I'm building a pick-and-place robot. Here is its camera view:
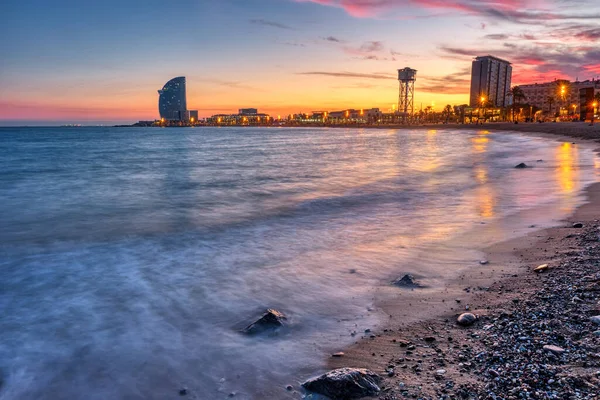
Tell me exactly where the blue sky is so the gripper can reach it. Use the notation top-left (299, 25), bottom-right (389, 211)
top-left (2, 0), bottom-right (599, 124)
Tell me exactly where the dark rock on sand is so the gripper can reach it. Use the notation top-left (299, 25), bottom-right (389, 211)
top-left (573, 222), bottom-right (584, 228)
top-left (302, 368), bottom-right (382, 399)
top-left (514, 162), bottom-right (528, 168)
top-left (457, 313), bottom-right (477, 326)
top-left (393, 274), bottom-right (422, 288)
top-left (242, 309), bottom-right (287, 334)
top-left (179, 388), bottom-right (188, 396)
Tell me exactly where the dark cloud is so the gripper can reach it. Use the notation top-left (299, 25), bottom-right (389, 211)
top-left (322, 36), bottom-right (343, 42)
top-left (358, 41), bottom-right (384, 52)
top-left (420, 69), bottom-right (471, 94)
top-left (296, 71), bottom-right (395, 80)
top-left (437, 42), bottom-right (600, 82)
top-left (484, 34), bottom-right (509, 40)
top-left (249, 19), bottom-right (293, 30)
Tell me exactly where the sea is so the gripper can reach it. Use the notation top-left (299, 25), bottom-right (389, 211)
top-left (0, 126), bottom-right (598, 399)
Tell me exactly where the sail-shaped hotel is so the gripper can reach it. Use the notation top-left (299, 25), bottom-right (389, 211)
top-left (158, 77), bottom-right (198, 121)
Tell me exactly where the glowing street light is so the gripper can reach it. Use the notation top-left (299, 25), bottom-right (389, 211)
top-left (479, 96), bottom-right (486, 121)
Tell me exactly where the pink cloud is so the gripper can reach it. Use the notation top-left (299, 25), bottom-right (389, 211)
top-left (295, 0), bottom-right (533, 18)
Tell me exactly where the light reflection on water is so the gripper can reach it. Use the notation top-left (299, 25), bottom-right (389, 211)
top-left (0, 127), bottom-right (598, 400)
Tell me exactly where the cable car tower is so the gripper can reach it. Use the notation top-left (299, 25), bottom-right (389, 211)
top-left (398, 68), bottom-right (417, 123)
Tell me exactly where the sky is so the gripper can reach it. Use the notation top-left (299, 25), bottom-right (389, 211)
top-left (1, 0), bottom-right (600, 125)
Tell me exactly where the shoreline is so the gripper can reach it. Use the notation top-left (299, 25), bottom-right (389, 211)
top-left (315, 126), bottom-right (600, 399)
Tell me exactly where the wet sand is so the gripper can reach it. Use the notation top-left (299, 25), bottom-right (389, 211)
top-left (321, 124), bottom-right (600, 399)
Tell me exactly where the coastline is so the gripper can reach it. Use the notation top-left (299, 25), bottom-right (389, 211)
top-left (314, 126), bottom-right (600, 399)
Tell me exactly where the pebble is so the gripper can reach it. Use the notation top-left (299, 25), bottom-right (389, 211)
top-left (543, 345), bottom-right (565, 354)
top-left (457, 313), bottom-right (476, 326)
top-left (591, 316), bottom-right (600, 325)
top-left (534, 264), bottom-right (549, 272)
top-left (332, 352), bottom-right (344, 357)
top-left (573, 223), bottom-right (584, 228)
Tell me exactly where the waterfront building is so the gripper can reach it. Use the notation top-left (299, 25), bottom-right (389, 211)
top-left (518, 79), bottom-right (599, 119)
top-left (579, 82), bottom-right (600, 121)
top-left (239, 108), bottom-right (258, 115)
top-left (207, 109), bottom-right (271, 125)
top-left (469, 55), bottom-right (512, 108)
top-left (158, 77), bottom-right (188, 120)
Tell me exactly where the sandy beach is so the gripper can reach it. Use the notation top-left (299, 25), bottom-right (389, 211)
top-left (317, 124), bottom-right (600, 399)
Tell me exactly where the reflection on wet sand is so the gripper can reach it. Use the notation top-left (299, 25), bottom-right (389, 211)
top-left (471, 130), bottom-right (495, 218)
top-left (556, 142), bottom-right (578, 194)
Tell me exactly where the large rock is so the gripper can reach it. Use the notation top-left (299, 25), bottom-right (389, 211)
top-left (302, 368), bottom-right (382, 399)
top-left (514, 163), bottom-right (529, 169)
top-left (457, 312), bottom-right (477, 326)
top-left (393, 274), bottom-right (422, 288)
top-left (242, 309), bottom-right (286, 334)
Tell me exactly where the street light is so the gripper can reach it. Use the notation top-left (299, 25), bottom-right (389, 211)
top-left (480, 96), bottom-right (486, 122)
top-left (592, 101), bottom-right (598, 125)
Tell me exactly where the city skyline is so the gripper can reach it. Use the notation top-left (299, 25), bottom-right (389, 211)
top-left (2, 0), bottom-right (600, 125)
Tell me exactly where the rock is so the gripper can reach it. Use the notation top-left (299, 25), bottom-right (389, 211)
top-left (534, 264), bottom-right (549, 273)
top-left (242, 309), bottom-right (287, 334)
top-left (543, 345), bottom-right (565, 354)
top-left (332, 352), bottom-right (345, 357)
top-left (514, 163), bottom-right (528, 169)
top-left (436, 369), bottom-right (447, 375)
top-left (590, 316), bottom-right (600, 325)
top-left (302, 368), bottom-right (382, 399)
top-left (286, 385), bottom-right (293, 391)
top-left (457, 313), bottom-right (477, 326)
top-left (573, 223), bottom-right (584, 228)
top-left (480, 260), bottom-right (489, 265)
top-left (393, 274), bottom-right (422, 288)
top-left (179, 388), bottom-right (188, 396)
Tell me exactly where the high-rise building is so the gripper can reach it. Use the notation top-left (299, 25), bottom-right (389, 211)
top-left (469, 56), bottom-right (512, 107)
top-left (158, 77), bottom-right (188, 120)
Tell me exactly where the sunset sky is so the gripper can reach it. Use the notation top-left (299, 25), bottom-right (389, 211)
top-left (1, 0), bottom-right (600, 125)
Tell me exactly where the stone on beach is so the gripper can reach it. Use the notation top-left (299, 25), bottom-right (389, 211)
top-left (457, 312), bottom-right (477, 326)
top-left (514, 163), bottom-right (529, 168)
top-left (242, 309), bottom-right (287, 334)
top-left (534, 263), bottom-right (549, 273)
top-left (591, 316), bottom-right (600, 325)
top-left (572, 222), bottom-right (584, 228)
top-left (393, 274), bottom-right (422, 288)
top-left (302, 368), bottom-right (382, 399)
top-left (543, 345), bottom-right (566, 354)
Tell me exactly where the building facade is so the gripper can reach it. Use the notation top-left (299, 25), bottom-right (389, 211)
top-left (518, 79), bottom-right (599, 118)
top-left (469, 55), bottom-right (512, 108)
top-left (158, 77), bottom-right (188, 120)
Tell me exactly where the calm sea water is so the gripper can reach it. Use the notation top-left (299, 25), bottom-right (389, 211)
top-left (0, 126), bottom-right (597, 399)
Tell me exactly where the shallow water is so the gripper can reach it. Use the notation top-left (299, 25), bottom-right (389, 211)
top-left (0, 126), bottom-right (597, 399)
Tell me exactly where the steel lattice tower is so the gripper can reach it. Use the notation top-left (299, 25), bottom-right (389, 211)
top-left (398, 68), bottom-right (417, 122)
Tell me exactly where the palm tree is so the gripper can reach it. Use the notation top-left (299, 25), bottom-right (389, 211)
top-left (507, 86), bottom-right (526, 121)
top-left (546, 96), bottom-right (555, 118)
top-left (444, 104), bottom-right (453, 123)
